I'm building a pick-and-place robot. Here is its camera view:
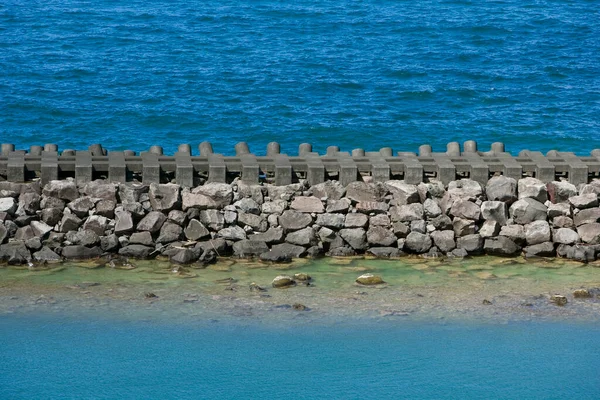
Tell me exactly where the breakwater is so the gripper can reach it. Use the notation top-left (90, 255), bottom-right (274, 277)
top-left (1, 141), bottom-right (600, 265)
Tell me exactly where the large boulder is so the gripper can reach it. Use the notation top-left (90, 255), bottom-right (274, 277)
top-left (524, 242), bottom-right (555, 258)
top-left (118, 245), bottom-right (154, 258)
top-left (525, 220), bottom-right (552, 245)
top-left (486, 176), bottom-right (517, 203)
top-left (509, 198), bottom-right (547, 225)
top-left (568, 194), bottom-right (598, 210)
top-left (58, 213), bottom-right (83, 233)
top-left (249, 227), bottom-right (284, 244)
top-left (577, 223), bottom-right (600, 244)
top-left (261, 243), bottom-right (306, 261)
top-left (66, 196), bottom-right (95, 218)
top-left (0, 241), bottom-right (31, 264)
top-left (148, 183), bottom-right (181, 212)
top-left (114, 210), bottom-right (134, 235)
top-left (62, 245), bottom-right (103, 259)
top-left (430, 230), bottom-right (456, 253)
top-left (237, 212), bottom-right (268, 232)
top-left (0, 198), bottom-right (17, 214)
top-left (547, 181), bottom-right (577, 204)
top-left (326, 198), bottom-right (351, 213)
top-left (42, 180), bottom-right (78, 201)
top-left (66, 230), bottom-right (101, 247)
top-left (390, 204), bottom-right (424, 222)
top-left (278, 210), bottom-right (312, 232)
top-left (17, 192), bottom-right (41, 216)
top-left (518, 177), bottom-right (548, 203)
top-left (217, 226), bottom-right (247, 241)
top-left (483, 237), bottom-right (521, 256)
top-left (261, 199), bottom-right (287, 215)
top-left (553, 228), bottom-right (579, 245)
top-left (234, 198), bottom-right (261, 215)
top-left (573, 208), bottom-right (600, 226)
top-left (192, 183), bottom-right (233, 208)
top-left (82, 215), bottom-right (109, 236)
top-left (285, 227), bottom-right (317, 246)
top-left (499, 224), bottom-right (526, 245)
top-left (344, 213), bottom-right (369, 229)
top-left (423, 198), bottom-right (442, 219)
top-left (457, 234), bottom-right (484, 254)
top-left (547, 203), bottom-right (572, 219)
top-left (405, 232), bottom-right (432, 253)
top-left (447, 179), bottom-right (483, 200)
top-left (316, 213), bottom-right (345, 229)
top-left (128, 231), bottom-right (154, 246)
top-left (33, 246), bottom-right (62, 263)
top-left (311, 181), bottom-right (346, 200)
top-left (198, 210), bottom-right (225, 231)
top-left (450, 199), bottom-right (480, 221)
top-left (137, 211), bottom-right (167, 233)
top-left (339, 228), bottom-right (368, 250)
top-left (156, 222), bottom-right (183, 244)
top-left (232, 240), bottom-right (269, 258)
top-left (366, 226), bottom-right (397, 247)
top-left (290, 196), bottom-right (324, 213)
top-left (83, 181), bottom-right (117, 201)
top-left (453, 217), bottom-right (476, 237)
top-left (345, 182), bottom-right (386, 203)
top-left (356, 201), bottom-right (389, 214)
top-left (384, 181), bottom-right (419, 204)
top-left (480, 201), bottom-right (508, 225)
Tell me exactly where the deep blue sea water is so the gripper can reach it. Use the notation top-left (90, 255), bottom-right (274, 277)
top-left (1, 0), bottom-right (599, 155)
top-left (1, 315), bottom-right (600, 399)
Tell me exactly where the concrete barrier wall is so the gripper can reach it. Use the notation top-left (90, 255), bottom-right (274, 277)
top-left (2, 141), bottom-right (600, 187)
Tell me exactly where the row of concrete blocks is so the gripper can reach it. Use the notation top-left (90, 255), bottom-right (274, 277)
top-left (1, 141), bottom-right (599, 187)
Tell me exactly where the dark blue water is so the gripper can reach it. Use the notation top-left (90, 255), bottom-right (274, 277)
top-left (1, 315), bottom-right (599, 399)
top-left (1, 1), bottom-right (599, 155)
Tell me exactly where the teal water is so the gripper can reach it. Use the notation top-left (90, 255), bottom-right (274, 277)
top-left (1, 315), bottom-right (599, 399)
top-left (1, 0), bottom-right (599, 154)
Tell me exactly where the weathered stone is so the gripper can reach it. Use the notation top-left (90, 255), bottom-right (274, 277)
top-left (223, 208), bottom-right (237, 225)
top-left (181, 191), bottom-right (217, 211)
top-left (547, 202), bottom-right (572, 219)
top-left (118, 183), bottom-right (148, 204)
top-left (118, 245), bottom-right (154, 258)
top-left (43, 232), bottom-right (64, 250)
top-left (66, 230), bottom-right (101, 247)
top-left (0, 182), bottom-right (22, 198)
top-left (573, 289), bottom-right (592, 298)
top-left (525, 220), bottom-right (552, 245)
top-left (547, 181), bottom-right (577, 204)
top-left (236, 181), bottom-right (265, 205)
top-left (405, 232), bottom-right (432, 253)
top-left (430, 230), bottom-right (456, 253)
top-left (479, 220), bottom-right (500, 238)
top-left (249, 227), bottom-right (284, 244)
top-left (122, 202), bottom-right (145, 219)
top-left (14, 226), bottom-right (35, 241)
top-left (261, 199), bottom-right (288, 215)
top-left (369, 214), bottom-right (391, 227)
top-left (40, 196), bottom-right (65, 210)
top-left (553, 228), bottom-right (579, 245)
top-left (272, 275), bottom-right (296, 288)
top-left (263, 243), bottom-right (306, 260)
top-left (367, 226), bottom-right (397, 247)
top-left (447, 179), bottom-right (483, 200)
top-left (307, 212), bottom-right (339, 230)
top-left (137, 211), bottom-right (166, 233)
top-left (100, 234), bottom-right (120, 252)
top-left (577, 223), bottom-right (600, 244)
top-left (17, 192), bottom-right (41, 215)
top-left (486, 176), bottom-right (517, 203)
top-left (156, 221), bottom-right (183, 243)
top-left (327, 246), bottom-right (356, 257)
top-left (67, 196), bottom-right (95, 218)
top-left (457, 234), bottom-right (484, 254)
top-left (234, 197), bottom-right (261, 215)
top-left (114, 210), bottom-right (134, 235)
top-left (391, 204), bottom-right (424, 222)
top-left (191, 183), bottom-right (233, 208)
top-left (14, 215), bottom-right (37, 227)
top-left (33, 246), bottom-right (62, 262)
top-left (344, 213), bottom-right (369, 229)
top-left (278, 210), bottom-right (312, 232)
top-left (552, 216), bottom-right (574, 229)
top-left (0, 198), bottom-right (17, 214)
top-left (148, 183), bottom-right (180, 212)
top-left (43, 180), bottom-right (78, 201)
top-left (450, 248), bottom-right (469, 258)
top-left (0, 241), bottom-right (31, 264)
top-left (237, 212), bottom-right (268, 232)
top-left (423, 198), bottom-right (442, 219)
top-left (518, 177), bottom-right (548, 202)
top-left (430, 214), bottom-right (453, 231)
top-left (355, 273), bottom-right (385, 285)
top-left (83, 180), bottom-right (117, 201)
top-left (483, 237), bottom-right (521, 256)
top-left (557, 244), bottom-right (596, 263)
top-left (509, 198), bottom-right (547, 225)
top-left (317, 227), bottom-right (337, 243)
top-left (196, 238), bottom-right (229, 256)
top-left (450, 199), bottom-right (480, 221)
top-left (217, 226), bottom-right (247, 241)
top-left (346, 182), bottom-right (386, 203)
top-left (30, 220), bottom-right (53, 238)
top-left (0, 224), bottom-right (6, 244)
top-left (129, 231), bottom-right (154, 246)
top-left (499, 224), bottom-right (526, 245)
top-left (339, 228), bottom-right (368, 250)
top-left (25, 237), bottom-right (43, 251)
top-left (367, 247), bottom-right (403, 258)
top-left (326, 198), bottom-right (351, 213)
top-left (311, 181), bottom-right (346, 201)
top-left (392, 221), bottom-right (410, 238)
top-left (580, 182), bottom-right (600, 196)
top-left (573, 207), bottom-right (600, 226)
top-left (285, 226), bottom-right (317, 246)
top-left (169, 248), bottom-right (199, 264)
top-left (524, 242), bottom-right (555, 258)
top-left (480, 201), bottom-right (508, 225)
top-left (410, 220), bottom-right (426, 234)
top-left (384, 181), bottom-right (419, 204)
top-left (82, 215), bottom-right (109, 236)
top-left (453, 217), bottom-right (476, 237)
top-left (291, 196), bottom-right (324, 213)
top-left (356, 201), bottom-right (389, 214)
top-left (267, 183), bottom-right (304, 202)
top-left (184, 219), bottom-right (210, 241)
top-left (569, 194), bottom-right (598, 210)
top-left (95, 199), bottom-right (116, 218)
top-left (232, 240), bottom-right (269, 258)
top-left (62, 245), bottom-right (102, 259)
top-left (550, 294), bottom-right (568, 306)
top-left (167, 210), bottom-right (187, 226)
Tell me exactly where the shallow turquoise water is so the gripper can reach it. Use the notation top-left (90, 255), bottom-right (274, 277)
top-left (1, 314), bottom-right (599, 399)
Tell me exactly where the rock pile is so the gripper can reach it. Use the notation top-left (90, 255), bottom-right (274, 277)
top-left (1, 175), bottom-right (600, 265)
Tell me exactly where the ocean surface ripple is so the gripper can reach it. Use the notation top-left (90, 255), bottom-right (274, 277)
top-left (1, 0), bottom-right (599, 155)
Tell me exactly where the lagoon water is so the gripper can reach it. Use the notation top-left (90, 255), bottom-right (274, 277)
top-left (2, 0), bottom-right (600, 398)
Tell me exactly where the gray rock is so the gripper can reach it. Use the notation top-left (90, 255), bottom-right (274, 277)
top-left (285, 227), bottom-right (317, 246)
top-left (0, 224), bottom-right (6, 244)
top-left (148, 183), bottom-right (180, 212)
top-left (499, 224), bottom-right (526, 245)
top-left (525, 220), bottom-right (552, 245)
top-left (479, 220), bottom-right (500, 238)
top-left (232, 239), bottom-right (269, 258)
top-left (267, 183), bottom-right (304, 202)
top-left (168, 210), bottom-right (187, 226)
top-left (31, 221), bottom-right (53, 238)
top-left (405, 232), bottom-right (432, 253)
top-left (410, 220), bottom-right (427, 234)
top-left (217, 226), bottom-right (247, 241)
top-left (129, 231), bottom-right (154, 246)
top-left (114, 210), bottom-right (134, 235)
top-left (42, 180), bottom-right (78, 201)
top-left (569, 194), bottom-right (598, 210)
top-left (483, 237), bottom-right (521, 256)
top-left (33, 246), bottom-right (62, 262)
top-left (291, 196), bottom-right (324, 213)
top-left (344, 213), bottom-right (369, 229)
top-left (340, 228), bottom-right (368, 250)
top-left (518, 177), bottom-right (548, 203)
top-left (269, 243), bottom-right (307, 259)
top-left (509, 198), bottom-right (548, 225)
top-left (197, 238), bottom-right (229, 256)
top-left (447, 179), bottom-right (483, 200)
top-left (367, 226), bottom-right (397, 247)
top-left (486, 176), bottom-right (517, 203)
top-left (118, 245), bottom-right (154, 258)
top-left (577, 223), bottom-right (600, 244)
top-left (118, 183), bottom-right (148, 204)
top-left (422, 181), bottom-right (446, 199)
top-left (552, 216), bottom-right (574, 229)
top-left (83, 181), bottom-right (117, 201)
top-left (40, 208), bottom-right (63, 227)
top-left (457, 234), bottom-right (484, 254)
top-left (326, 198), bottom-right (351, 213)
top-left (83, 215), bottom-right (109, 236)
top-left (278, 210), bottom-right (313, 232)
top-left (67, 196), bottom-right (96, 218)
top-left (237, 212), bottom-right (268, 232)
top-left (184, 219), bottom-right (210, 241)
top-left (95, 199), bottom-right (116, 218)
top-left (580, 182), bottom-right (600, 196)
top-left (236, 181), bottom-right (265, 205)
top-left (450, 199), bottom-right (480, 221)
top-left (66, 230), bottom-right (101, 247)
top-left (156, 221), bottom-right (183, 243)
top-left (191, 183), bottom-right (233, 208)
top-left (25, 237), bottom-right (43, 251)
top-left (122, 202), bottom-right (145, 219)
top-left (553, 228), bottom-right (579, 245)
top-left (250, 227), bottom-right (284, 244)
top-left (384, 181), bottom-right (420, 204)
top-left (261, 199), bottom-right (288, 215)
top-left (453, 217), bottom-right (476, 237)
top-left (430, 215), bottom-right (453, 231)
top-left (356, 201), bottom-right (389, 214)
top-left (317, 227), bottom-right (336, 243)
top-left (547, 202), bottom-right (572, 219)
top-left (62, 245), bottom-right (102, 259)
top-left (391, 204), bottom-right (424, 222)
top-left (17, 192), bottom-right (41, 216)
top-left (40, 196), bottom-right (65, 210)
top-left (573, 208), bottom-right (600, 226)
top-left (327, 246), bottom-right (356, 256)
top-left (547, 181), bottom-right (577, 204)
top-left (58, 213), bottom-right (84, 233)
top-left (369, 214), bottom-right (391, 227)
top-left (169, 248), bottom-right (199, 264)
top-left (311, 181), bottom-right (346, 201)
top-left (316, 213), bottom-right (345, 229)
top-left (430, 230), bottom-right (456, 253)
top-left (199, 210), bottom-right (225, 231)
top-left (392, 221), bottom-right (410, 238)
top-left (0, 198), bottom-right (17, 214)
top-left (14, 226), bottom-right (35, 241)
top-left (367, 247), bottom-right (403, 258)
top-left (557, 244), bottom-right (596, 263)
top-left (346, 182), bottom-right (386, 203)
top-left (449, 248), bottom-right (469, 258)
top-left (524, 242), bottom-right (555, 258)
top-left (100, 234), bottom-right (120, 252)
top-left (234, 197), bottom-right (261, 215)
top-left (137, 211), bottom-right (167, 233)
top-left (481, 201), bottom-right (508, 225)
top-left (423, 198), bottom-right (442, 219)
top-left (0, 241), bottom-right (31, 264)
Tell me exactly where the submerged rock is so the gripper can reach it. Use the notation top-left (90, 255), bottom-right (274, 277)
top-left (550, 294), bottom-right (568, 306)
top-left (272, 275), bottom-right (296, 288)
top-left (355, 273), bottom-right (385, 285)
